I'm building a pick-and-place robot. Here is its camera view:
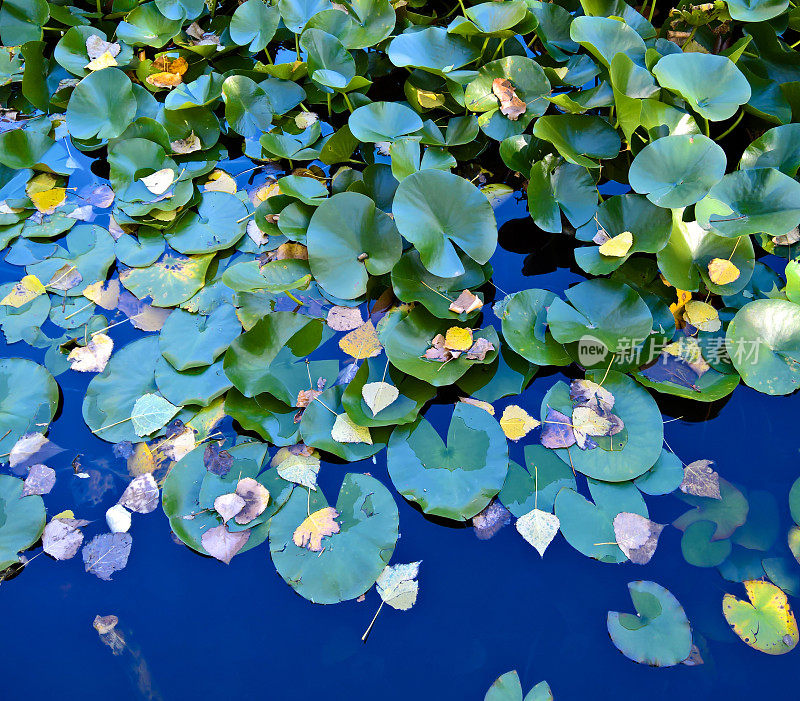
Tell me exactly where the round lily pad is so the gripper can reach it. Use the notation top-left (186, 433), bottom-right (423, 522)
top-left (159, 304), bottom-right (241, 370)
top-left (268, 472), bottom-right (398, 604)
top-left (608, 581), bottom-right (693, 666)
top-left (0, 358), bottom-right (59, 456)
top-left (723, 580), bottom-right (799, 655)
top-left (499, 288), bottom-right (571, 366)
top-left (0, 475), bottom-right (46, 570)
top-left (348, 101), bottom-right (423, 143)
top-left (386, 402), bottom-right (508, 521)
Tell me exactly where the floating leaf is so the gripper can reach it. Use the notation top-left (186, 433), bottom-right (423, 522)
top-left (473, 500), bottom-right (511, 540)
top-left (361, 381), bottom-right (400, 416)
top-left (499, 405), bottom-right (541, 441)
top-left (214, 493), bottom-right (245, 523)
top-left (140, 168), bottom-right (175, 196)
top-left (375, 561), bottom-right (421, 610)
top-left (292, 506), bottom-right (340, 552)
top-left (234, 477), bottom-right (270, 525)
top-left (516, 508), bottom-right (560, 557)
top-left (327, 305), bottom-right (364, 331)
top-left (22, 464), bottom-right (55, 496)
top-left (491, 78), bottom-right (526, 120)
top-left (68, 333), bottom-right (113, 372)
top-left (708, 258), bottom-right (740, 285)
top-left (339, 321), bottom-right (382, 359)
top-left (683, 301), bottom-right (721, 332)
top-left (274, 450), bottom-right (320, 491)
top-left (445, 326), bottom-right (474, 351)
top-left (131, 393), bottom-right (179, 437)
top-left (42, 516), bottom-right (87, 560)
top-left (331, 413), bottom-right (373, 445)
top-left (118, 474), bottom-right (159, 514)
top-left (540, 408), bottom-right (575, 449)
top-left (201, 524), bottom-right (250, 564)
top-left (723, 580), bottom-right (799, 655)
top-left (1, 275), bottom-right (45, 307)
top-left (598, 231), bottom-right (633, 257)
top-left (680, 460), bottom-right (722, 500)
top-left (613, 512), bottom-right (665, 564)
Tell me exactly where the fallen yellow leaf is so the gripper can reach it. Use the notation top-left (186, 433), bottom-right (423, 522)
top-left (683, 300), bottom-right (721, 332)
top-left (708, 258), bottom-right (740, 285)
top-left (339, 320), bottom-right (382, 359)
top-left (292, 506), bottom-right (340, 552)
top-left (500, 405), bottom-right (541, 441)
top-left (1, 275), bottom-right (46, 307)
top-left (598, 231), bottom-right (633, 257)
top-left (85, 50), bottom-right (118, 71)
top-left (204, 169), bottom-right (237, 194)
top-left (444, 326), bottom-right (473, 351)
top-left (29, 187), bottom-right (66, 215)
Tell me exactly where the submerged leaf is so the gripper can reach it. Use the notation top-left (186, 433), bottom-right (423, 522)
top-left (204, 442), bottom-right (233, 477)
top-left (22, 464), bottom-right (56, 496)
top-left (82, 532), bottom-right (132, 580)
top-left (118, 474), bottom-right (159, 514)
top-left (473, 500), bottom-right (511, 540)
top-left (43, 517), bottom-right (87, 560)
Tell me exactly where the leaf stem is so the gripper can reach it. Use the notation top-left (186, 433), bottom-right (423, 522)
top-left (361, 600), bottom-right (384, 642)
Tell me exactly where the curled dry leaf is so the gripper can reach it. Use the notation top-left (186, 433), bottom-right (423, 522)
top-left (68, 333), bottom-right (114, 372)
top-left (170, 132), bottom-right (201, 155)
top-left (246, 219), bottom-right (269, 246)
top-left (449, 289), bottom-right (483, 315)
top-left (499, 405), bottom-right (541, 441)
top-left (473, 500), bottom-right (511, 540)
top-left (118, 473), bottom-right (159, 514)
top-left (331, 413), bottom-right (373, 445)
top-left (214, 493), bottom-right (246, 523)
top-left (327, 305), bottom-right (364, 331)
top-left (22, 464), bottom-right (56, 496)
top-left (516, 509), bottom-right (560, 557)
top-left (234, 477), bottom-right (270, 525)
top-left (465, 337), bottom-right (495, 360)
top-left (459, 396), bottom-right (495, 415)
top-left (376, 561), bottom-right (422, 610)
top-left (680, 459), bottom-right (722, 500)
top-left (491, 78), bottom-right (526, 120)
top-left (201, 524), bottom-right (250, 564)
top-left (612, 512), bottom-right (665, 564)
top-left (82, 532), bottom-right (132, 580)
top-left (106, 504), bottom-right (131, 533)
top-left (292, 506), bottom-right (340, 552)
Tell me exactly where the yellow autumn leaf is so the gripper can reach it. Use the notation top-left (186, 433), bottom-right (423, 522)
top-left (140, 168), bottom-right (175, 195)
top-left (292, 506), bottom-right (340, 552)
top-left (598, 231), bottom-right (633, 257)
top-left (572, 405), bottom-right (612, 436)
top-left (29, 187), bottom-right (66, 215)
top-left (146, 71), bottom-right (183, 88)
top-left (331, 413), bottom-right (373, 445)
top-left (339, 321), bottom-right (382, 359)
top-left (1, 275), bottom-right (46, 307)
top-left (708, 258), bottom-right (740, 285)
top-left (500, 405), bottom-right (541, 441)
top-left (52, 509), bottom-right (75, 520)
top-left (85, 50), bottom-right (118, 71)
top-left (444, 326), bottom-right (473, 351)
top-left (204, 169), bottom-right (237, 194)
top-left (127, 442), bottom-right (158, 476)
top-left (669, 288), bottom-right (692, 328)
top-left (252, 181), bottom-right (280, 205)
top-left (683, 300), bottom-right (721, 332)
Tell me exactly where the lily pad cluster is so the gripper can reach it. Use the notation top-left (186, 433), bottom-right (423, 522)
top-left (0, 0), bottom-right (799, 679)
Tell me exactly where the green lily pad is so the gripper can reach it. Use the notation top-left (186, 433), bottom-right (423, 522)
top-left (0, 475), bottom-right (46, 570)
top-left (348, 101), bottom-right (423, 143)
top-left (387, 402), bottom-right (509, 521)
top-left (532, 115), bottom-right (620, 168)
top-left (159, 305), bottom-right (241, 370)
top-left (66, 68), bottom-right (137, 141)
top-left (499, 289), bottom-right (571, 366)
top-left (387, 26), bottom-right (480, 75)
top-left (307, 191), bottom-right (401, 300)
top-left (0, 358), bottom-right (59, 456)
top-left (166, 192), bottom-right (249, 254)
top-left (269, 473), bottom-right (398, 604)
top-left (120, 253), bottom-right (215, 307)
top-left (392, 169), bottom-right (497, 278)
top-left (607, 581), bottom-right (692, 666)
top-left (499, 445), bottom-right (576, 517)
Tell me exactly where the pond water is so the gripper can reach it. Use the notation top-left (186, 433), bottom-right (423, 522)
top-left (1, 185), bottom-right (799, 700)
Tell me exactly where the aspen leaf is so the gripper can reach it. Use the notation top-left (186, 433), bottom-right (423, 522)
top-left (572, 405), bottom-right (612, 436)
top-left (86, 51), bottom-right (118, 71)
top-left (204, 169), bottom-right (237, 194)
top-left (680, 459), bottom-right (721, 499)
top-left (376, 561), bottom-right (421, 610)
top-left (331, 413), bottom-right (373, 444)
top-left (201, 524), bottom-right (250, 564)
top-left (598, 231), bottom-right (633, 257)
top-left (361, 381), bottom-right (400, 416)
top-left (449, 289), bottom-right (483, 315)
top-left (683, 301), bottom-right (721, 332)
top-left (68, 333), bottom-right (113, 372)
top-left (444, 326), bottom-right (473, 351)
top-left (170, 132), bottom-right (201, 154)
top-left (83, 279), bottom-right (120, 309)
top-left (613, 512), bottom-right (665, 564)
top-left (214, 493), bottom-right (245, 523)
top-left (146, 71), bottom-right (183, 88)
top-left (499, 405), bottom-right (541, 441)
top-left (459, 396), bottom-right (495, 415)
top-left (140, 168), bottom-right (175, 195)
top-left (327, 305), bottom-right (364, 331)
top-left (130, 393), bottom-right (180, 437)
top-left (1, 275), bottom-right (46, 307)
top-left (465, 337), bottom-right (494, 360)
top-left (118, 473), bottom-right (159, 513)
top-left (29, 188), bottom-right (66, 214)
top-left (708, 257), bottom-right (740, 285)
top-left (339, 321), bottom-right (382, 359)
top-left (234, 477), bottom-right (270, 524)
top-left (86, 35), bottom-right (120, 60)
top-left (516, 509), bottom-right (560, 557)
top-left (47, 264), bottom-right (82, 292)
top-left (670, 288), bottom-right (693, 328)
top-left (274, 450), bottom-right (320, 490)
top-left (22, 464), bottom-right (56, 496)
top-left (292, 506), bottom-right (340, 552)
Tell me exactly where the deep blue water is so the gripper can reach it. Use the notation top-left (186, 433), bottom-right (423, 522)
top-left (2, 190), bottom-right (800, 700)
